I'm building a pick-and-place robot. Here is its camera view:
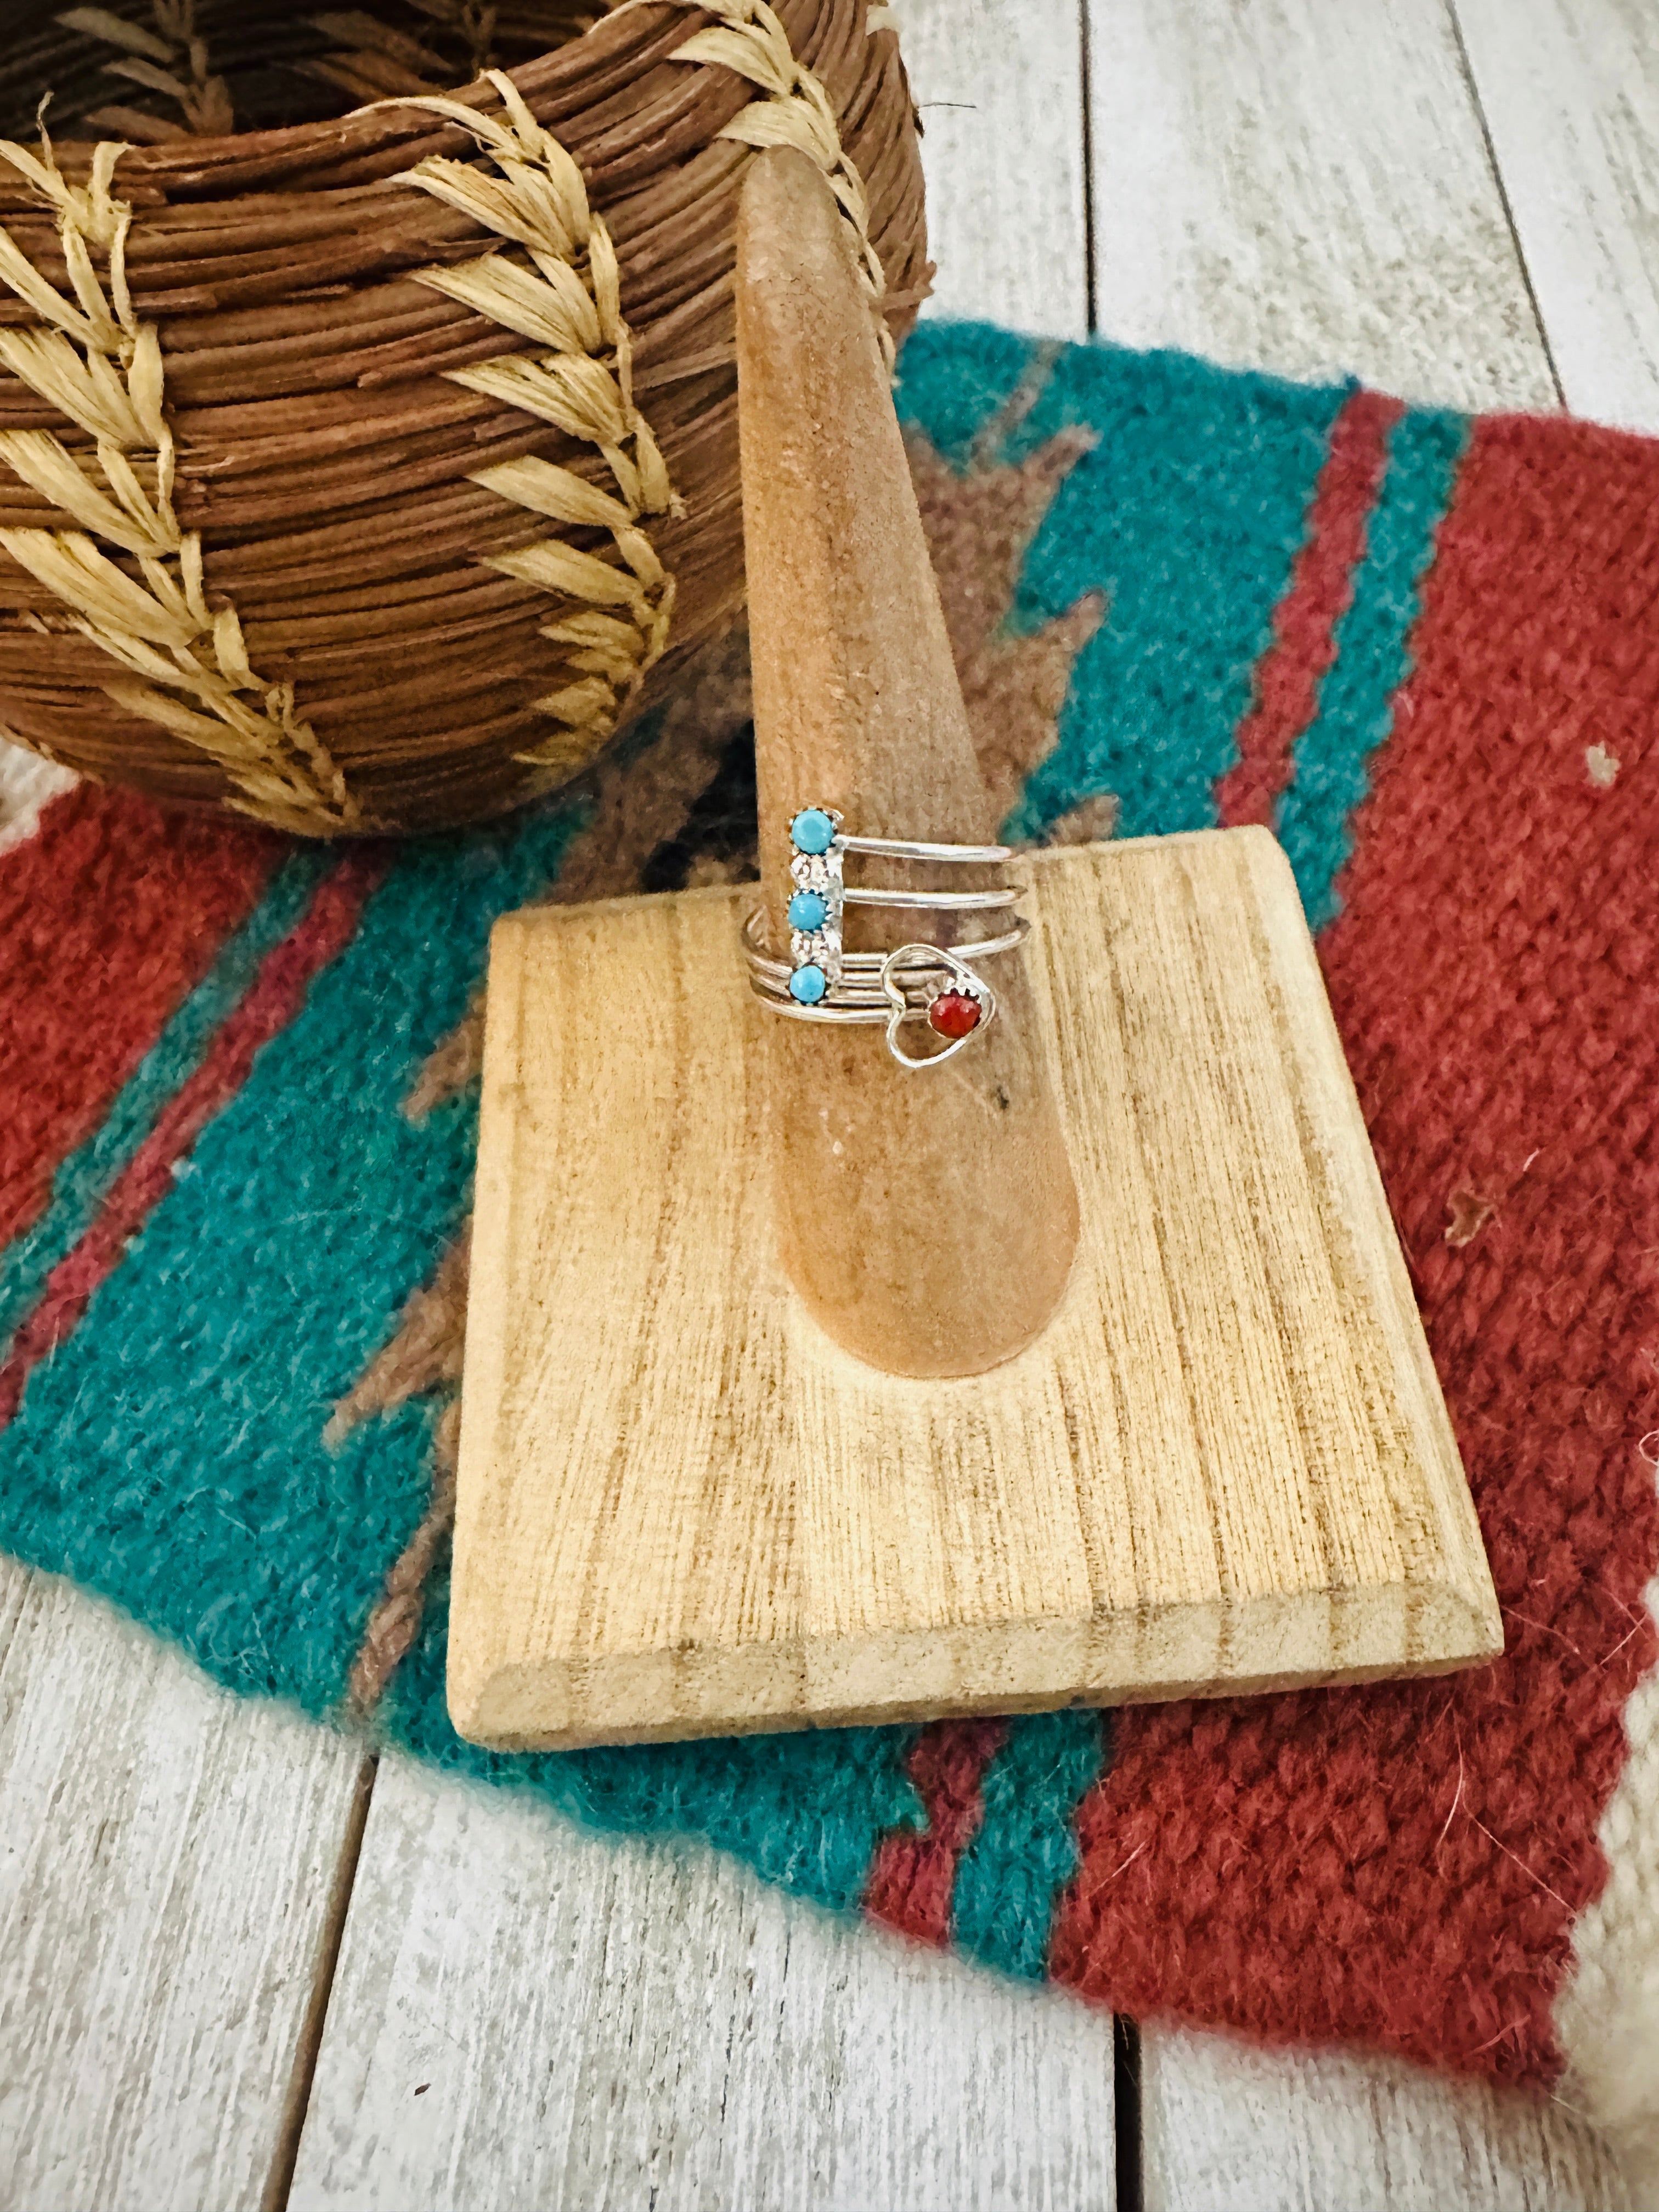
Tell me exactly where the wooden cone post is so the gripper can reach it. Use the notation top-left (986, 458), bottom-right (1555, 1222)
top-left (737, 148), bottom-right (1079, 1378)
top-left (444, 160), bottom-right (1502, 1754)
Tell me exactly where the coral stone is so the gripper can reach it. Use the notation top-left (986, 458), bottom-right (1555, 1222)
top-left (789, 964), bottom-right (828, 1005)
top-left (788, 889), bottom-right (828, 932)
top-left (927, 989), bottom-right (981, 1041)
top-left (791, 808), bottom-right (835, 855)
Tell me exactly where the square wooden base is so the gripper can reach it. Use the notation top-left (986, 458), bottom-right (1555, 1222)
top-left (449, 829), bottom-right (1500, 1751)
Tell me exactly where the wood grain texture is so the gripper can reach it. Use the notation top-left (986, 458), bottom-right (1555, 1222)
top-left (1085, 0), bottom-right (1559, 411)
top-left (0, 1554), bottom-right (366, 2212)
top-left (1141, 2024), bottom-right (1632, 2212)
top-left (903, 0), bottom-right (1091, 338)
top-left (287, 1751), bottom-right (1118, 2212)
top-left (451, 830), bottom-right (1499, 1748)
top-left (1455, 0), bottom-right (1659, 430)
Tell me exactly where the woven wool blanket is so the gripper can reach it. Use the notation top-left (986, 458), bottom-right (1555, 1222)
top-left (3, 322), bottom-right (1657, 2183)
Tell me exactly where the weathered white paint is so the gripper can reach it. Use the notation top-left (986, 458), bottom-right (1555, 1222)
top-left (0, 735), bottom-right (76, 853)
top-left (1085, 0), bottom-right (1559, 411)
top-left (288, 1752), bottom-right (1118, 2212)
top-left (1141, 2024), bottom-right (1632, 2212)
top-left (903, 0), bottom-right (1092, 339)
top-left (1455, 0), bottom-right (1659, 430)
top-left (0, 1556), bottom-right (367, 2212)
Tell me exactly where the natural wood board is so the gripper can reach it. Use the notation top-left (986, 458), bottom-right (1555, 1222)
top-left (289, 1752), bottom-right (1119, 2212)
top-left (1455, 0), bottom-right (1659, 430)
top-left (1086, 0), bottom-right (1559, 412)
top-left (1141, 2024), bottom-right (1632, 2212)
top-left (451, 828), bottom-right (1500, 1749)
top-left (0, 1553), bottom-right (368, 2212)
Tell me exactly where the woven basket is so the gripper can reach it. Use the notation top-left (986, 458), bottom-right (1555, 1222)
top-left (0, 1), bottom-right (926, 834)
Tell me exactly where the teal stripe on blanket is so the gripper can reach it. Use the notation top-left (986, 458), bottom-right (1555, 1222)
top-left (0, 848), bottom-right (331, 1350)
top-left (953, 1709), bottom-right (1109, 1979)
top-left (898, 324), bottom-right (1348, 845)
top-left (1278, 407), bottom-right (1468, 928)
top-left (0, 808), bottom-right (580, 1713)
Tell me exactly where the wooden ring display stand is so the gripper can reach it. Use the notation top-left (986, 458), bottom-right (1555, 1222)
top-left (447, 150), bottom-right (1501, 1752)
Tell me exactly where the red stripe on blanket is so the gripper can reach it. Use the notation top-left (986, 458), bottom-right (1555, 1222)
top-left (865, 1717), bottom-right (1009, 1943)
top-left (0, 846), bottom-right (389, 1430)
top-left (1215, 389), bottom-right (1402, 827)
top-left (0, 787), bottom-right (278, 1249)
top-left (1048, 410), bottom-right (1659, 2087)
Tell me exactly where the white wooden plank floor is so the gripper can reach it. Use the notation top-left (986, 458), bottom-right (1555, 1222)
top-left (901, 0), bottom-right (1091, 338)
top-left (0, 1558), bottom-right (368, 2212)
top-left (287, 1756), bottom-right (1119, 2212)
top-left (1140, 2030), bottom-right (1632, 2212)
top-left (1086, 0), bottom-right (1558, 411)
top-left (2, 1), bottom-right (1656, 2207)
top-left (1453, 0), bottom-right (1659, 430)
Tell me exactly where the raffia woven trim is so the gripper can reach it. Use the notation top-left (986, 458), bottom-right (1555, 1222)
top-left (617, 0), bottom-right (894, 370)
top-left (58, 2), bottom-right (236, 143)
top-left (0, 130), bottom-right (361, 834)
top-left (397, 8), bottom-right (891, 770)
top-left (398, 69), bottom-right (683, 775)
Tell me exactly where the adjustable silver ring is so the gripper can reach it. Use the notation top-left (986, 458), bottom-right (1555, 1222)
top-left (742, 805), bottom-right (1029, 1069)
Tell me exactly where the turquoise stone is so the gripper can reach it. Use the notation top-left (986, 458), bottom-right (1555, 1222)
top-left (791, 808), bottom-right (834, 855)
top-left (788, 890), bottom-right (828, 932)
top-left (789, 964), bottom-right (827, 1005)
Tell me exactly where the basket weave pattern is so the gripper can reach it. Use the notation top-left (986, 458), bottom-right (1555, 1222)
top-left (0, 0), bottom-right (926, 833)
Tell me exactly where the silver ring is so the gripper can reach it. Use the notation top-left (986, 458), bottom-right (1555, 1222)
top-left (743, 907), bottom-right (1029, 1001)
top-left (743, 805), bottom-right (1028, 1068)
top-left (839, 833), bottom-right (1013, 865)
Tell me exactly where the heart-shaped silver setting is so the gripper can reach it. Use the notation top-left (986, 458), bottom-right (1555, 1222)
top-left (879, 943), bottom-right (995, 1069)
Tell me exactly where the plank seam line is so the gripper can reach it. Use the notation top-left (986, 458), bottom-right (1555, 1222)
top-left (261, 1751), bottom-right (379, 2212)
top-left (1079, 0), bottom-right (1099, 335)
top-left (1442, 0), bottom-right (1568, 410)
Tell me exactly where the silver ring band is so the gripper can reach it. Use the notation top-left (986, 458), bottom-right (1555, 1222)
top-left (838, 833), bottom-right (1013, 865)
top-left (743, 906), bottom-right (1029, 1005)
top-left (743, 804), bottom-right (1029, 1068)
top-left (842, 885), bottom-right (1019, 912)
